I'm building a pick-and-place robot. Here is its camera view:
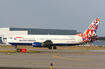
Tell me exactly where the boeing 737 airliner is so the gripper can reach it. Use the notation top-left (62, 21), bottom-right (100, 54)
top-left (7, 18), bottom-right (100, 49)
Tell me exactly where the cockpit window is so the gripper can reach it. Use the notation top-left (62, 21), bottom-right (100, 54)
top-left (10, 37), bottom-right (13, 39)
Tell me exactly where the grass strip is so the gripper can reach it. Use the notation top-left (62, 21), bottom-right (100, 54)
top-left (0, 50), bottom-right (40, 53)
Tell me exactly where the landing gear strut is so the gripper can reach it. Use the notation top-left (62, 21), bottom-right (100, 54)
top-left (15, 45), bottom-right (17, 49)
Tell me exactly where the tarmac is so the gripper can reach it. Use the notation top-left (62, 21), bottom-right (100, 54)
top-left (0, 49), bottom-right (105, 69)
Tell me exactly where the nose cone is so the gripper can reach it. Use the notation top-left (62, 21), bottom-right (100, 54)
top-left (6, 39), bottom-right (10, 44)
top-left (6, 39), bottom-right (12, 44)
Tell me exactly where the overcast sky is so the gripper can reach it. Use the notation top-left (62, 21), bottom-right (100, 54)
top-left (0, 0), bottom-right (105, 36)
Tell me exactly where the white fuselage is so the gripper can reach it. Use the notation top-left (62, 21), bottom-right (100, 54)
top-left (7, 35), bottom-right (83, 46)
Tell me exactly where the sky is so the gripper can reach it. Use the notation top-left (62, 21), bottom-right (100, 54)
top-left (0, 0), bottom-right (105, 36)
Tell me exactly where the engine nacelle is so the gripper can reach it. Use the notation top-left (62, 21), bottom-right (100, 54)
top-left (33, 42), bottom-right (42, 47)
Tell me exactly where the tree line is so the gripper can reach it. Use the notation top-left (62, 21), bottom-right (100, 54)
top-left (97, 37), bottom-right (105, 40)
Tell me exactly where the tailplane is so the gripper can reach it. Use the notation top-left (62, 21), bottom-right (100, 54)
top-left (77, 18), bottom-right (100, 42)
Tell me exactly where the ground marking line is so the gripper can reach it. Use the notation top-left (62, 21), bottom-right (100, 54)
top-left (52, 55), bottom-right (92, 61)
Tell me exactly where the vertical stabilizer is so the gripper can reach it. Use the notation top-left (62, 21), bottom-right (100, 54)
top-left (83, 18), bottom-right (100, 37)
top-left (77, 18), bottom-right (100, 42)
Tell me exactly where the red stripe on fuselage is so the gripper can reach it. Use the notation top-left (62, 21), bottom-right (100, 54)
top-left (14, 37), bottom-right (23, 38)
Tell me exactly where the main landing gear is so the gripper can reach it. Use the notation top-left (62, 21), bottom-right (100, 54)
top-left (48, 46), bottom-right (52, 49)
top-left (53, 46), bottom-right (56, 49)
top-left (48, 46), bottom-right (57, 49)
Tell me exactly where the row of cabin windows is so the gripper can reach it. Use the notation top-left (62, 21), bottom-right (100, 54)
top-left (10, 37), bottom-right (75, 40)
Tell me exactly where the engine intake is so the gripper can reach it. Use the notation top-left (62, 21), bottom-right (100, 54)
top-left (33, 42), bottom-right (42, 47)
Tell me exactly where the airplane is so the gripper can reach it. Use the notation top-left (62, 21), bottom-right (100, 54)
top-left (7, 18), bottom-right (100, 49)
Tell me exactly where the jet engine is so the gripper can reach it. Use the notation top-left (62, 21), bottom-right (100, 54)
top-left (33, 42), bottom-right (42, 47)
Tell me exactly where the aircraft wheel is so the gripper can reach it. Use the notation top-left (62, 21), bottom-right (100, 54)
top-left (48, 46), bottom-right (52, 49)
top-left (53, 46), bottom-right (56, 49)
